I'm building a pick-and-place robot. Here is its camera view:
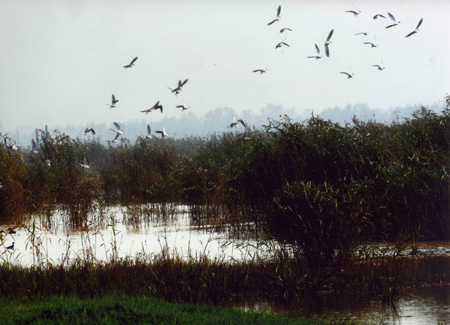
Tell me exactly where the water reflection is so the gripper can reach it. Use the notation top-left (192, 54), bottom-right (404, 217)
top-left (1, 205), bottom-right (449, 324)
top-left (0, 205), bottom-right (268, 266)
top-left (322, 285), bottom-right (450, 325)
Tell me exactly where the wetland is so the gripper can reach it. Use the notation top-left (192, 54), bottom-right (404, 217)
top-left (1, 105), bottom-right (449, 324)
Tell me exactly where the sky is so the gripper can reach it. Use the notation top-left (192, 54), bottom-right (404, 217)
top-left (0, 0), bottom-right (449, 137)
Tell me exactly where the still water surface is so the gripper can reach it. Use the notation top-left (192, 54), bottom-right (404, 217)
top-left (1, 205), bottom-right (449, 324)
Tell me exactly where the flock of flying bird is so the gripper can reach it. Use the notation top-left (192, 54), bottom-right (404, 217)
top-left (6, 5), bottom-right (425, 174)
top-left (102, 56), bottom-right (189, 144)
top-left (255, 5), bottom-right (423, 80)
top-left (101, 53), bottom-right (248, 147)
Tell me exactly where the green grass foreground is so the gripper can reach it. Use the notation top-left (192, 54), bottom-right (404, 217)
top-left (0, 296), bottom-right (347, 325)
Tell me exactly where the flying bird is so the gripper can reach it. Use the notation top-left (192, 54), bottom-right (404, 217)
top-left (123, 57), bottom-right (138, 69)
top-left (155, 127), bottom-right (168, 138)
top-left (85, 128), bottom-right (96, 136)
top-left (307, 44), bottom-right (322, 60)
top-left (110, 122), bottom-right (123, 143)
top-left (7, 143), bottom-right (18, 151)
top-left (355, 32), bottom-right (368, 36)
top-left (79, 156), bottom-right (90, 169)
top-left (275, 42), bottom-right (290, 49)
top-left (324, 29), bottom-right (334, 57)
top-left (405, 18), bottom-right (423, 38)
top-left (238, 119), bottom-right (248, 129)
top-left (169, 79), bottom-right (188, 95)
top-left (229, 117), bottom-right (239, 128)
top-left (386, 13), bottom-right (400, 28)
top-left (141, 101), bottom-right (163, 114)
top-left (253, 66), bottom-right (268, 74)
top-left (345, 10), bottom-right (361, 16)
top-left (176, 103), bottom-right (189, 111)
top-left (5, 242), bottom-right (14, 250)
top-left (363, 42), bottom-right (378, 48)
top-left (280, 27), bottom-right (292, 39)
top-left (372, 64), bottom-right (385, 71)
top-left (54, 135), bottom-right (69, 153)
top-left (340, 71), bottom-right (354, 79)
top-left (373, 14), bottom-right (386, 19)
top-left (107, 94), bottom-right (119, 108)
top-left (267, 5), bottom-right (281, 25)
top-left (145, 124), bottom-right (152, 139)
top-left (31, 139), bottom-right (39, 154)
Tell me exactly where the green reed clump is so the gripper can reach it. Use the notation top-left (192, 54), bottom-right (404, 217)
top-left (23, 131), bottom-right (99, 226)
top-left (230, 108), bottom-right (449, 256)
top-left (99, 137), bottom-right (199, 204)
top-left (0, 134), bottom-right (30, 222)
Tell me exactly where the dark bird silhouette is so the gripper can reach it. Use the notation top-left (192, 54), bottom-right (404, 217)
top-left (176, 103), bottom-right (189, 111)
top-left (253, 67), bottom-right (268, 74)
top-left (386, 13), bottom-right (400, 28)
top-left (141, 101), bottom-right (163, 114)
top-left (169, 79), bottom-right (188, 95)
top-left (373, 14), bottom-right (386, 19)
top-left (307, 44), bottom-right (322, 60)
top-left (85, 128), bottom-right (96, 136)
top-left (155, 127), bottom-right (168, 138)
top-left (267, 5), bottom-right (281, 25)
top-left (372, 64), bottom-right (385, 71)
top-left (324, 29), bottom-right (334, 57)
top-left (107, 94), bottom-right (119, 108)
top-left (237, 119), bottom-right (248, 128)
top-left (405, 18), bottom-right (423, 38)
top-left (340, 71), bottom-right (354, 79)
top-left (280, 27), bottom-right (292, 39)
top-left (364, 42), bottom-right (378, 48)
top-left (123, 57), bottom-right (138, 69)
top-left (345, 10), bottom-right (361, 16)
top-left (6, 242), bottom-right (14, 250)
top-left (275, 42), bottom-right (290, 49)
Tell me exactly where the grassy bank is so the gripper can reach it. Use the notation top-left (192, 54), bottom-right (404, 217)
top-left (0, 295), bottom-right (347, 325)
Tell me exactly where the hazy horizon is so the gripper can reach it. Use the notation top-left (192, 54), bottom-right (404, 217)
top-left (3, 100), bottom-right (443, 148)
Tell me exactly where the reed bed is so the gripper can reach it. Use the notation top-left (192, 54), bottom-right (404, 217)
top-left (1, 103), bottom-right (449, 312)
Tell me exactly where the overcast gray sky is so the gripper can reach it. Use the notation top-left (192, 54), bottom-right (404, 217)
top-left (1, 0), bottom-right (449, 135)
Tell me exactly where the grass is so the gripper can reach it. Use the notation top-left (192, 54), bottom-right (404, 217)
top-left (0, 295), bottom-right (349, 325)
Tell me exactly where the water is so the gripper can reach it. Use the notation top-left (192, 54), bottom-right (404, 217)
top-left (0, 205), bottom-right (267, 266)
top-left (1, 205), bottom-right (449, 324)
